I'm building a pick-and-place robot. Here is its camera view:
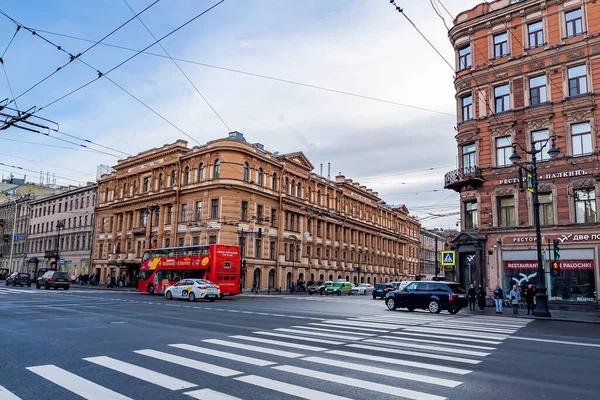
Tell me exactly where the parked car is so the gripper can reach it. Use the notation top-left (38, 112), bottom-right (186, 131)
top-left (36, 271), bottom-right (70, 290)
top-left (372, 283), bottom-right (395, 299)
top-left (385, 281), bottom-right (468, 314)
top-left (308, 281), bottom-right (333, 295)
top-left (324, 281), bottom-right (353, 296)
top-left (165, 279), bottom-right (220, 302)
top-left (351, 283), bottom-right (374, 295)
top-left (5, 272), bottom-right (31, 287)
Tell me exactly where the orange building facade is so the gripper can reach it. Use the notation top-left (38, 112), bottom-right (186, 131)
top-left (447, 0), bottom-right (600, 307)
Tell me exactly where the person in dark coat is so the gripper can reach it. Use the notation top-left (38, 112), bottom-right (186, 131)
top-left (525, 284), bottom-right (536, 315)
top-left (477, 286), bottom-right (486, 311)
top-left (467, 284), bottom-right (476, 311)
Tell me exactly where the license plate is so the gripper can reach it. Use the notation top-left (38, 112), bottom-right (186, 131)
top-left (208, 294), bottom-right (217, 298)
top-left (457, 294), bottom-right (466, 298)
top-left (58, 279), bottom-right (66, 282)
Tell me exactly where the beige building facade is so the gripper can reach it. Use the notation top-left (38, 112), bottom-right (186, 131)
top-left (92, 132), bottom-right (421, 290)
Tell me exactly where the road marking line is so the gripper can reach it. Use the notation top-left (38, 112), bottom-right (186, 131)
top-left (184, 388), bottom-right (242, 400)
top-left (468, 316), bottom-right (532, 325)
top-left (0, 385), bottom-right (22, 400)
top-left (508, 336), bottom-right (600, 348)
top-left (389, 331), bottom-right (502, 345)
top-left (347, 344), bottom-right (481, 364)
top-left (292, 326), bottom-right (374, 336)
top-left (311, 322), bottom-right (389, 333)
top-left (303, 356), bottom-right (462, 387)
top-left (382, 335), bottom-right (496, 350)
top-left (322, 319), bottom-right (404, 330)
top-left (230, 335), bottom-right (328, 352)
top-left (402, 327), bottom-right (508, 340)
top-left (27, 365), bottom-right (133, 399)
top-left (170, 343), bottom-right (277, 365)
top-left (84, 356), bottom-right (196, 390)
top-left (326, 350), bottom-right (471, 375)
top-left (366, 338), bottom-right (490, 357)
top-left (254, 331), bottom-right (344, 345)
top-left (197, 339), bottom-right (303, 358)
top-left (235, 375), bottom-right (350, 400)
top-left (425, 324), bottom-right (516, 334)
top-left (273, 365), bottom-right (446, 400)
top-left (134, 349), bottom-right (242, 377)
top-left (274, 328), bottom-right (363, 341)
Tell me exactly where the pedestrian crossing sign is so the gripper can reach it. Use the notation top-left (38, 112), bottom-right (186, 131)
top-left (441, 250), bottom-right (456, 266)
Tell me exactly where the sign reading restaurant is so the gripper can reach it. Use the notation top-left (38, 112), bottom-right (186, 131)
top-left (499, 169), bottom-right (587, 185)
top-left (504, 261), bottom-right (594, 270)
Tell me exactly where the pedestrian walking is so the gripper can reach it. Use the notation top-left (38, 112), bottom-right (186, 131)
top-left (525, 283), bottom-right (536, 315)
top-left (493, 285), bottom-right (504, 313)
top-left (510, 284), bottom-right (521, 314)
top-left (468, 284), bottom-right (476, 311)
top-left (477, 285), bottom-right (486, 311)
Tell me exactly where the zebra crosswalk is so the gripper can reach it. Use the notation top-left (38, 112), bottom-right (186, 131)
top-left (0, 312), bottom-right (531, 399)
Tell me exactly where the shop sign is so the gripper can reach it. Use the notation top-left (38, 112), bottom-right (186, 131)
top-left (509, 233), bottom-right (600, 244)
top-left (499, 169), bottom-right (587, 185)
top-left (504, 260), bottom-right (593, 270)
top-left (505, 261), bottom-right (538, 270)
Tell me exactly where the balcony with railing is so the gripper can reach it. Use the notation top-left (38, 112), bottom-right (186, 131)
top-left (444, 166), bottom-right (484, 192)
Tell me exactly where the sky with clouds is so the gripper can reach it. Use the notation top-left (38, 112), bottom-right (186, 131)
top-left (0, 0), bottom-right (482, 229)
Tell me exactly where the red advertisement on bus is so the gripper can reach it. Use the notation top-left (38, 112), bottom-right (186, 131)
top-left (138, 244), bottom-right (241, 297)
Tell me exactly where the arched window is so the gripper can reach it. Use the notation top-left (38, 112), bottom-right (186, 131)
top-left (317, 190), bottom-right (321, 205)
top-left (328, 274), bottom-right (333, 281)
top-left (132, 180), bottom-right (137, 194)
top-left (243, 162), bottom-right (249, 182)
top-left (214, 160), bottom-right (221, 179)
top-left (272, 173), bottom-right (278, 190)
top-left (326, 193), bottom-right (330, 208)
top-left (123, 183), bottom-right (127, 197)
top-left (308, 186), bottom-right (311, 201)
top-left (297, 182), bottom-right (302, 198)
top-left (285, 178), bottom-right (289, 194)
top-left (257, 168), bottom-right (263, 186)
top-left (198, 163), bottom-right (205, 182)
top-left (183, 167), bottom-right (190, 185)
top-left (170, 170), bottom-right (176, 186)
top-left (104, 188), bottom-right (109, 202)
top-left (291, 179), bottom-right (296, 196)
top-left (157, 174), bottom-right (163, 190)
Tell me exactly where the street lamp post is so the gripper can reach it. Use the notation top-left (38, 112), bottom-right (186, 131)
top-left (55, 220), bottom-right (65, 271)
top-left (509, 135), bottom-right (560, 318)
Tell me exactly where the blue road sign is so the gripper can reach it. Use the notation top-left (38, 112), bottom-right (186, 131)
top-left (441, 250), bottom-right (456, 266)
top-left (13, 235), bottom-right (19, 241)
top-left (59, 259), bottom-right (65, 267)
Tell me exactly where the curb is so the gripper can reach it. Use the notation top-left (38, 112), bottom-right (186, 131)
top-left (71, 286), bottom-right (137, 293)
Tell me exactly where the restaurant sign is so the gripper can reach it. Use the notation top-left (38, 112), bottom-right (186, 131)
top-left (499, 169), bottom-right (587, 185)
top-left (504, 260), bottom-right (593, 270)
top-left (509, 233), bottom-right (600, 244)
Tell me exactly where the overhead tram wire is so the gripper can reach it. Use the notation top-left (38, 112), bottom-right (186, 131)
top-left (435, 0), bottom-right (454, 20)
top-left (122, 0), bottom-right (231, 132)
top-left (429, 0), bottom-right (450, 31)
top-left (0, 137), bottom-right (99, 153)
top-left (0, 151), bottom-right (97, 177)
top-left (1, 24), bottom-right (20, 58)
top-left (1, 25), bottom-right (22, 112)
top-left (0, 162), bottom-right (90, 184)
top-left (28, 29), bottom-right (456, 118)
top-left (0, 0), bottom-right (162, 106)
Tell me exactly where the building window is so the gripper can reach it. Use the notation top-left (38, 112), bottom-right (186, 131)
top-left (157, 174), bottom-right (163, 190)
top-left (568, 65), bottom-right (587, 97)
top-left (270, 241), bottom-right (276, 260)
top-left (532, 129), bottom-right (550, 161)
top-left (180, 204), bottom-right (187, 222)
top-left (528, 21), bottom-right (544, 48)
top-left (209, 235), bottom-right (217, 244)
top-left (183, 167), bottom-right (190, 185)
top-left (574, 189), bottom-right (596, 223)
top-left (179, 238), bottom-right (184, 247)
top-left (458, 44), bottom-right (471, 70)
top-left (464, 201), bottom-right (478, 229)
top-left (493, 32), bottom-right (508, 58)
top-left (143, 177), bottom-right (150, 193)
top-left (270, 208), bottom-right (276, 227)
top-left (496, 136), bottom-right (512, 167)
top-left (257, 205), bottom-right (263, 221)
top-left (170, 170), bottom-right (176, 187)
top-left (166, 206), bottom-right (173, 224)
top-left (211, 199), bottom-right (219, 219)
top-left (317, 221), bottom-right (322, 237)
top-left (529, 75), bottom-right (547, 105)
top-left (214, 160), bottom-right (221, 179)
top-left (193, 236), bottom-right (199, 246)
top-left (272, 173), bottom-right (277, 190)
top-left (195, 201), bottom-right (202, 221)
top-left (165, 238), bottom-right (170, 247)
top-left (257, 168), bottom-right (263, 186)
top-left (571, 122), bottom-right (592, 156)
top-left (494, 84), bottom-right (510, 112)
top-left (497, 196), bottom-right (515, 227)
top-left (243, 162), bottom-right (249, 182)
top-left (539, 193), bottom-right (554, 225)
top-left (462, 143), bottom-right (476, 171)
top-left (255, 239), bottom-right (262, 259)
top-left (198, 163), bottom-right (205, 182)
top-left (565, 8), bottom-right (583, 37)
top-left (461, 95), bottom-right (473, 121)
top-left (241, 201), bottom-right (248, 221)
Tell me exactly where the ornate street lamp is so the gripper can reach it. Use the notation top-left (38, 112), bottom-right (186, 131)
top-left (54, 220), bottom-right (65, 271)
top-left (509, 135), bottom-right (560, 317)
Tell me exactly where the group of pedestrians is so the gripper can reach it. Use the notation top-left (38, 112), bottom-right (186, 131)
top-left (468, 283), bottom-right (537, 315)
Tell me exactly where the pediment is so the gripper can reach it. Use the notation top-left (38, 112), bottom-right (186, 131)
top-left (452, 231), bottom-right (484, 245)
top-left (277, 152), bottom-right (314, 171)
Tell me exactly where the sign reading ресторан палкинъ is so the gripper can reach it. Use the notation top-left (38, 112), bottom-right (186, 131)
top-left (498, 169), bottom-right (588, 185)
top-left (508, 233), bottom-right (600, 244)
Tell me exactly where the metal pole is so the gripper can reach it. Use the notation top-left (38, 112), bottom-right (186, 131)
top-left (531, 154), bottom-right (551, 317)
top-left (56, 223), bottom-right (61, 271)
top-left (434, 234), bottom-right (438, 280)
top-left (8, 199), bottom-right (17, 272)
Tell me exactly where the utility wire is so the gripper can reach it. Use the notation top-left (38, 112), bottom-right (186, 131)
top-left (1, 62), bottom-right (19, 112)
top-left (0, 137), bottom-right (98, 153)
top-left (0, 1), bottom-right (162, 105)
top-left (1, 25), bottom-right (20, 58)
top-left (122, 0), bottom-right (231, 132)
top-left (357, 165), bottom-right (453, 182)
top-left (0, 162), bottom-right (89, 184)
top-left (0, 151), bottom-right (96, 177)
top-left (29, 28), bottom-right (457, 117)
top-left (429, 0), bottom-right (449, 31)
top-left (435, 0), bottom-right (454, 20)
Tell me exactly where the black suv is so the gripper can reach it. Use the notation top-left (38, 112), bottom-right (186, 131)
top-left (37, 271), bottom-right (70, 290)
top-left (372, 283), bottom-right (395, 299)
top-left (385, 281), bottom-right (467, 314)
top-left (5, 272), bottom-right (31, 287)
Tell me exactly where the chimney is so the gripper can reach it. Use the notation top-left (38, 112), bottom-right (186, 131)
top-left (327, 162), bottom-right (330, 180)
top-left (320, 163), bottom-right (323, 176)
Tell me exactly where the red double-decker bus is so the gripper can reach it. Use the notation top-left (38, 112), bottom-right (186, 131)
top-left (138, 244), bottom-right (241, 296)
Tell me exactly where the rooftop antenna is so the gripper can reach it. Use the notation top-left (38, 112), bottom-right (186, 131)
top-left (327, 162), bottom-right (331, 180)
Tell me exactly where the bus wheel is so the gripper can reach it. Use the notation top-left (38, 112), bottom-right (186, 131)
top-left (148, 284), bottom-right (154, 294)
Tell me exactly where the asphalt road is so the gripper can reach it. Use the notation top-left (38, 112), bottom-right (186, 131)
top-left (1, 285), bottom-right (599, 400)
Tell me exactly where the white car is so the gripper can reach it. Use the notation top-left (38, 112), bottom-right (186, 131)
top-left (165, 279), bottom-right (220, 302)
top-left (351, 283), bottom-right (374, 295)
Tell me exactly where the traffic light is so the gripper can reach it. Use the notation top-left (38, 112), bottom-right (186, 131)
top-left (551, 261), bottom-right (560, 277)
top-left (241, 259), bottom-right (247, 275)
top-left (553, 239), bottom-right (560, 261)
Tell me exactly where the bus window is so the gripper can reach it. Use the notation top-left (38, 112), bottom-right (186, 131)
top-left (142, 252), bottom-right (151, 262)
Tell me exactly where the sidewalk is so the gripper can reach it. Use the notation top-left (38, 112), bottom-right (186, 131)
top-left (469, 305), bottom-right (600, 324)
top-left (71, 284), bottom-right (137, 292)
top-left (239, 289), bottom-right (309, 296)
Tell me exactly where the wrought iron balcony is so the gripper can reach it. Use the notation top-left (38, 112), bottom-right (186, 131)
top-left (444, 166), bottom-right (484, 192)
top-left (132, 226), bottom-right (146, 235)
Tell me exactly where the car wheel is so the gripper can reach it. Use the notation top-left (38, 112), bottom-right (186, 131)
top-left (449, 308), bottom-right (459, 315)
top-left (309, 291), bottom-right (314, 295)
top-left (166, 291), bottom-right (173, 300)
top-left (386, 298), bottom-right (397, 310)
top-left (148, 284), bottom-right (154, 294)
top-left (64, 286), bottom-right (69, 290)
top-left (348, 291), bottom-right (352, 296)
top-left (372, 295), bottom-right (376, 299)
top-left (407, 307), bottom-right (415, 312)
top-left (12, 282), bottom-right (16, 287)
top-left (189, 292), bottom-right (196, 302)
top-left (336, 291), bottom-right (341, 296)
top-left (428, 300), bottom-right (441, 314)
top-left (45, 284), bottom-right (50, 290)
